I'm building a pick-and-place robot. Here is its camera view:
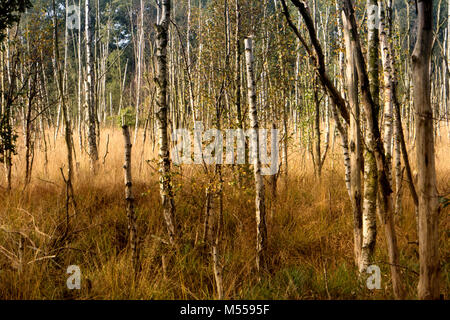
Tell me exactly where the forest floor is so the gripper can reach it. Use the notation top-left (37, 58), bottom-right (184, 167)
top-left (0, 127), bottom-right (449, 299)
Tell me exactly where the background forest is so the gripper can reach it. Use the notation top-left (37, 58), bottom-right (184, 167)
top-left (0, 0), bottom-right (448, 299)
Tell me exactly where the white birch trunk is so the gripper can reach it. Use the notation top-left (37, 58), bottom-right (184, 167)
top-left (122, 124), bottom-right (138, 271)
top-left (156, 0), bottom-right (176, 245)
top-left (245, 37), bottom-right (267, 272)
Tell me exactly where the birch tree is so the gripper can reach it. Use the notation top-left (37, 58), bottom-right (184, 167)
top-left (245, 37), bottom-right (267, 273)
top-left (85, 0), bottom-right (99, 171)
top-left (341, 3), bottom-right (363, 267)
top-left (122, 124), bottom-right (139, 271)
top-left (359, 0), bottom-right (379, 273)
top-left (134, 0), bottom-right (145, 144)
top-left (52, 0), bottom-right (75, 225)
top-left (342, 0), bottom-right (404, 299)
top-left (412, 0), bottom-right (440, 300)
top-left (156, 0), bottom-right (177, 245)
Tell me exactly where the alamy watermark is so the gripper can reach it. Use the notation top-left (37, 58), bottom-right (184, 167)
top-left (366, 265), bottom-right (381, 290)
top-left (171, 122), bottom-right (279, 176)
top-left (367, 4), bottom-right (380, 30)
top-left (66, 265), bottom-right (81, 290)
top-left (67, 5), bottom-right (80, 30)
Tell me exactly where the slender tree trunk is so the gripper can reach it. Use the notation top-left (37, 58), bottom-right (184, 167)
top-left (447, 0), bottom-right (450, 138)
top-left (156, 0), bottom-right (177, 245)
top-left (393, 109), bottom-right (403, 216)
top-left (312, 80), bottom-right (326, 178)
top-left (235, 0), bottom-right (242, 129)
top-left (412, 0), bottom-right (440, 300)
top-left (24, 16), bottom-right (34, 187)
top-left (77, 0), bottom-right (83, 156)
top-left (245, 37), bottom-right (267, 273)
top-left (53, 0), bottom-right (75, 221)
top-left (134, 0), bottom-right (144, 145)
top-left (342, 7), bottom-right (363, 267)
top-left (334, 0), bottom-right (352, 198)
top-left (85, 0), bottom-right (98, 171)
top-left (379, 0), bottom-right (394, 167)
top-left (122, 124), bottom-right (139, 272)
top-left (3, 30), bottom-right (13, 191)
top-left (359, 0), bottom-right (380, 273)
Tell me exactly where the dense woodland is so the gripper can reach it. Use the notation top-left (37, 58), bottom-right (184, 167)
top-left (0, 0), bottom-right (449, 299)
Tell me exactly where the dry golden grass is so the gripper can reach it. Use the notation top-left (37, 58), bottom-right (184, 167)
top-left (0, 126), bottom-right (448, 299)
